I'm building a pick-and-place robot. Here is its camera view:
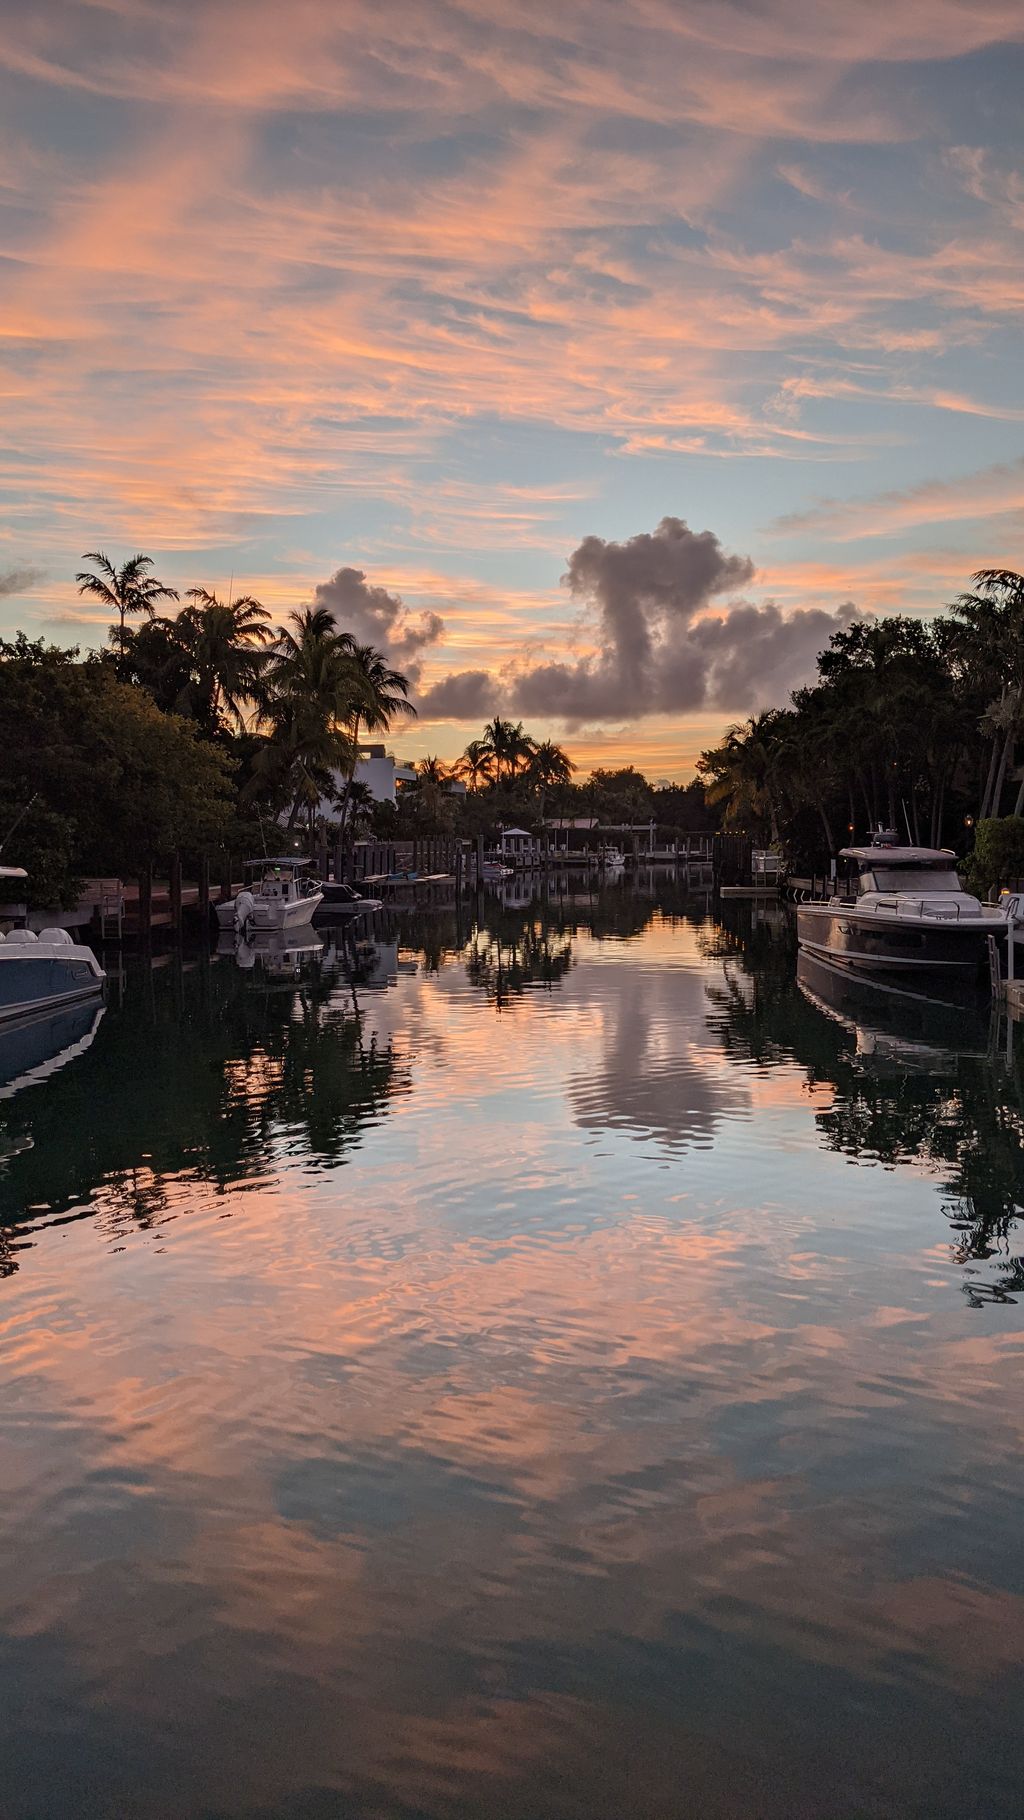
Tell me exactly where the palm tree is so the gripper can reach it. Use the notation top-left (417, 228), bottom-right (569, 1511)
top-left (417, 755), bottom-right (450, 786)
top-left (335, 777), bottom-right (376, 838)
top-left (457, 739), bottom-right (495, 791)
top-left (163, 588), bottom-right (272, 733)
top-left (335, 642), bottom-right (416, 837)
top-left (76, 551), bottom-right (178, 661)
top-left (257, 609), bottom-right (360, 829)
top-left (699, 711), bottom-right (785, 845)
top-left (482, 717), bottom-right (535, 784)
top-left (527, 740), bottom-right (575, 819)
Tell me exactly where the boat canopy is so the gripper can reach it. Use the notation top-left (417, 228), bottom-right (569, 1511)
top-left (0, 867), bottom-right (28, 880)
top-left (840, 845), bottom-right (956, 867)
top-left (244, 856), bottom-right (313, 871)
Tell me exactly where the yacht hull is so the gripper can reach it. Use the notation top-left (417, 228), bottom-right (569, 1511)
top-left (797, 903), bottom-right (998, 977)
top-left (0, 949), bottom-right (105, 1024)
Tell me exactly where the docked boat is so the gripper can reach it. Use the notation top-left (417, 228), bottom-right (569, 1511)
top-left (312, 880), bottom-right (384, 917)
top-left (215, 858), bottom-right (324, 934)
top-left (596, 845), bottom-right (625, 872)
top-left (0, 868), bottom-right (105, 1024)
top-left (796, 833), bottom-right (1006, 979)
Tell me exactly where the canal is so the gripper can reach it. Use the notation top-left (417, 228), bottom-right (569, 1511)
top-left (1, 883), bottom-right (1023, 1818)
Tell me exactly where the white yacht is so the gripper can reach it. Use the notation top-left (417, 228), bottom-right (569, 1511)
top-left (796, 832), bottom-right (1005, 979)
top-left (0, 868), bottom-right (106, 1024)
top-left (215, 858), bottom-right (324, 934)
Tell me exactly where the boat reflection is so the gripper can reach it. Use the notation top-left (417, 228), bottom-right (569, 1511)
top-left (0, 999), bottom-right (105, 1101)
top-left (796, 949), bottom-right (992, 1070)
top-left (0, 945), bottom-right (404, 1232)
top-left (707, 913), bottom-right (1024, 1303)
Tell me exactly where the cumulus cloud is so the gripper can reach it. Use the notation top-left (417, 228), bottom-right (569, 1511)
top-left (415, 668), bottom-right (499, 720)
top-left (312, 565), bottom-right (444, 683)
top-left (0, 566), bottom-right (43, 598)
top-left (503, 517), bottom-right (854, 724)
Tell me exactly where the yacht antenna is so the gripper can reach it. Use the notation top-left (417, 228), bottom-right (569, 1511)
top-left (901, 798), bottom-right (914, 845)
top-left (256, 805), bottom-right (269, 859)
top-left (0, 792), bottom-right (37, 856)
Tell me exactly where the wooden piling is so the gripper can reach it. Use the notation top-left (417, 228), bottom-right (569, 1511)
top-left (138, 861), bottom-right (153, 942)
top-left (198, 854), bottom-right (210, 921)
top-left (169, 852), bottom-right (182, 932)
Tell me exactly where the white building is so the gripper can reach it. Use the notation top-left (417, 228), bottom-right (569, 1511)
top-left (354, 744), bottom-right (417, 804)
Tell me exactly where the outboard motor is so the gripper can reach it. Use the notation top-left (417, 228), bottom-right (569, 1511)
top-left (233, 887), bottom-right (255, 933)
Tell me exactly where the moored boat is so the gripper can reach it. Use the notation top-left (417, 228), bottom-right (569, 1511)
top-left (0, 868), bottom-right (105, 1024)
top-left (313, 880), bottom-right (384, 917)
top-left (215, 858), bottom-right (324, 933)
top-left (796, 831), bottom-right (1005, 980)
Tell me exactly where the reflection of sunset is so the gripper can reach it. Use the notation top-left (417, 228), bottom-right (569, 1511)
top-left (2, 893), bottom-right (1024, 1815)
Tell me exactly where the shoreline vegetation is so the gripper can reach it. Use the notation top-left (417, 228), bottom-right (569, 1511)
top-left (3, 558), bottom-right (1024, 909)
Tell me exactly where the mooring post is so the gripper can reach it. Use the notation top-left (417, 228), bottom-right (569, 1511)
top-left (198, 853), bottom-right (210, 922)
top-left (138, 860), bottom-right (153, 943)
top-left (219, 852), bottom-right (232, 901)
top-left (169, 851), bottom-right (182, 933)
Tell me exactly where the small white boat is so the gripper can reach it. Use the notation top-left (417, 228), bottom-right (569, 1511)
top-left (597, 845), bottom-right (625, 872)
top-left (215, 858), bottom-right (324, 934)
top-left (480, 859), bottom-right (513, 882)
top-left (0, 868), bottom-right (105, 1024)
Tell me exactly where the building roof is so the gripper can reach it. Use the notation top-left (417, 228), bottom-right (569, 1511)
top-left (500, 827), bottom-right (536, 839)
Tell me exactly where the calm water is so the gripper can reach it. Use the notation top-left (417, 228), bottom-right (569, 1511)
top-left (2, 884), bottom-right (1024, 1820)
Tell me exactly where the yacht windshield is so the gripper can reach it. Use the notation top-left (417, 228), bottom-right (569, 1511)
top-left (866, 867), bottom-right (963, 894)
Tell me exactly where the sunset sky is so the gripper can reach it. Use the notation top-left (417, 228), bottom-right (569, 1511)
top-left (2, 0), bottom-right (1023, 776)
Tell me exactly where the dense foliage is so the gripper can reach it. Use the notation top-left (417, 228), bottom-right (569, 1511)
top-left (698, 569), bottom-right (1024, 869)
top-left (0, 636), bottom-right (235, 904)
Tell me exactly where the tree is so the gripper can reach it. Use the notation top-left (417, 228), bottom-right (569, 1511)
top-left (164, 588), bottom-right (273, 733)
top-left (256, 610), bottom-right (360, 829)
top-left (457, 739), bottom-right (495, 790)
top-left (952, 569), bottom-right (1024, 819)
top-left (335, 642), bottom-right (416, 837)
top-left (75, 551), bottom-right (178, 664)
top-left (586, 765), bottom-right (654, 825)
top-left (482, 717), bottom-right (535, 784)
top-left (699, 712), bottom-right (785, 844)
top-left (0, 635), bottom-right (234, 902)
top-left (417, 754), bottom-right (451, 786)
top-left (526, 740), bottom-right (575, 819)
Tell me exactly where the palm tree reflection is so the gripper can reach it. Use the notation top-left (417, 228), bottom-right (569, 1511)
top-left (705, 909), bottom-right (1024, 1299)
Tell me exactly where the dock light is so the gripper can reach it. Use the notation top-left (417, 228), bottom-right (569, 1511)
top-left (965, 815), bottom-right (975, 829)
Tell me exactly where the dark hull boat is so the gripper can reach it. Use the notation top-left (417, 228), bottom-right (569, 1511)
top-left (312, 881), bottom-right (383, 917)
top-left (1, 869), bottom-right (105, 1024)
top-left (796, 835), bottom-right (1005, 981)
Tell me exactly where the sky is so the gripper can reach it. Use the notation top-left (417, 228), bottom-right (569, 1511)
top-left (1, 0), bottom-right (1023, 778)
